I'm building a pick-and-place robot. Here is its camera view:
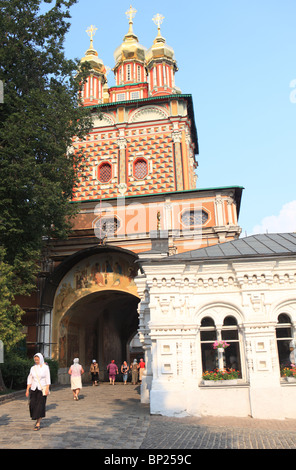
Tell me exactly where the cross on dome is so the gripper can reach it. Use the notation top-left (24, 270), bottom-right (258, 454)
top-left (125, 5), bottom-right (137, 23)
top-left (152, 13), bottom-right (164, 31)
top-left (86, 25), bottom-right (98, 48)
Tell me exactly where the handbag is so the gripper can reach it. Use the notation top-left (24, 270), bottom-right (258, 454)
top-left (35, 366), bottom-right (50, 396)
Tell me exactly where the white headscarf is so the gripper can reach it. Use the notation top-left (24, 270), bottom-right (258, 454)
top-left (34, 353), bottom-right (44, 366)
top-left (72, 358), bottom-right (80, 371)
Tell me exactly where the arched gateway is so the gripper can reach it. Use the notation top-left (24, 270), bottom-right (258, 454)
top-left (41, 246), bottom-right (142, 382)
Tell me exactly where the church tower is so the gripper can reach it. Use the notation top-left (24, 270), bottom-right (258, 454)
top-left (69, 6), bottom-right (242, 256)
top-left (20, 6), bottom-right (243, 373)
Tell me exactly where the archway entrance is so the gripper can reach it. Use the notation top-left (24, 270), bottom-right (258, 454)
top-left (58, 290), bottom-right (140, 381)
top-left (49, 247), bottom-right (144, 382)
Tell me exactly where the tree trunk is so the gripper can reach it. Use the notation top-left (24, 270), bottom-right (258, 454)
top-left (0, 367), bottom-right (6, 391)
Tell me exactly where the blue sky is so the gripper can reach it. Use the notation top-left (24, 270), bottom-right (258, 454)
top-left (61, 0), bottom-right (296, 236)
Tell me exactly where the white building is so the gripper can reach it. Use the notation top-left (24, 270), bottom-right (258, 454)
top-left (136, 233), bottom-right (296, 419)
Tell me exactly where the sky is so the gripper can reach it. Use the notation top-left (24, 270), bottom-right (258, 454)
top-left (60, 0), bottom-right (296, 237)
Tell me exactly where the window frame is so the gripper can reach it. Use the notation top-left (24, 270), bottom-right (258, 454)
top-left (200, 315), bottom-right (243, 379)
top-left (276, 313), bottom-right (295, 369)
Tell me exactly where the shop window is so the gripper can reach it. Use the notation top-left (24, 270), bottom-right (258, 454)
top-left (276, 314), bottom-right (294, 368)
top-left (98, 162), bottom-right (112, 183)
top-left (133, 158), bottom-right (148, 179)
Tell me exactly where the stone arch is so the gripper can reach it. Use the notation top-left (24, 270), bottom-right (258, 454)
top-left (128, 105), bottom-right (169, 123)
top-left (195, 301), bottom-right (244, 326)
top-left (270, 298), bottom-right (296, 323)
top-left (40, 246), bottom-right (143, 381)
top-left (92, 112), bottom-right (115, 127)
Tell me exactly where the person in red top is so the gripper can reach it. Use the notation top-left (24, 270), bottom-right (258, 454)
top-left (138, 358), bottom-right (145, 382)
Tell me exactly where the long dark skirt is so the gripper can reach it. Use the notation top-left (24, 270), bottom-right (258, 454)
top-left (29, 389), bottom-right (47, 420)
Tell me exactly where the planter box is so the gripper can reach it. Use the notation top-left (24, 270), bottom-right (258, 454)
top-left (202, 379), bottom-right (238, 386)
top-left (285, 377), bottom-right (296, 383)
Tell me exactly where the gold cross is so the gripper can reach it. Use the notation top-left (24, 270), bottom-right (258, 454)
top-left (125, 5), bottom-right (137, 23)
top-left (86, 25), bottom-right (98, 41)
top-left (152, 13), bottom-right (164, 31)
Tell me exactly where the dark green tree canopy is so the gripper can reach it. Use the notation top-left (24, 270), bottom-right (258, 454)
top-left (0, 0), bottom-right (92, 271)
top-left (0, 0), bottom-right (93, 350)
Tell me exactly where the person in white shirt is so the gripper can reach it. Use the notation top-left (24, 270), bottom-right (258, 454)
top-left (26, 353), bottom-right (51, 431)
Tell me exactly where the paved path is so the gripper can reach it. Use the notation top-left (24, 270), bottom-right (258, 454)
top-left (1, 383), bottom-right (296, 450)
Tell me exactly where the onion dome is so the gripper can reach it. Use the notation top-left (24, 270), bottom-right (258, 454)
top-left (146, 14), bottom-right (180, 96)
top-left (80, 25), bottom-right (107, 105)
top-left (113, 6), bottom-right (147, 82)
top-left (80, 25), bottom-right (106, 76)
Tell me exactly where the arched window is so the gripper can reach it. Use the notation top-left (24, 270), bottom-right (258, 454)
top-left (200, 314), bottom-right (242, 378)
top-left (222, 316), bottom-right (242, 376)
top-left (200, 317), bottom-right (217, 373)
top-left (276, 314), bottom-right (294, 368)
top-left (133, 158), bottom-right (148, 179)
top-left (98, 162), bottom-right (112, 183)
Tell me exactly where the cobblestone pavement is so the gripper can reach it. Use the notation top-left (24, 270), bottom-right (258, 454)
top-left (1, 383), bottom-right (296, 450)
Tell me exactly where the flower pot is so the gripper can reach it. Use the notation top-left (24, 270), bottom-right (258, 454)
top-left (202, 379), bottom-right (238, 386)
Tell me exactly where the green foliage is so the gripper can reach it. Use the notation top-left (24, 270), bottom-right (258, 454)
top-left (0, 246), bottom-right (26, 351)
top-left (0, 0), bottom-right (93, 265)
top-left (202, 368), bottom-right (240, 381)
top-left (0, 351), bottom-right (59, 390)
top-left (0, 354), bottom-right (33, 390)
top-left (0, 0), bottom-right (93, 351)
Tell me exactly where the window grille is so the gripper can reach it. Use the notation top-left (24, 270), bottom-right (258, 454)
top-left (131, 91), bottom-right (140, 100)
top-left (98, 162), bottom-right (112, 183)
top-left (134, 158), bottom-right (148, 179)
top-left (181, 209), bottom-right (208, 226)
top-left (117, 93), bottom-right (126, 102)
top-left (95, 217), bottom-right (120, 237)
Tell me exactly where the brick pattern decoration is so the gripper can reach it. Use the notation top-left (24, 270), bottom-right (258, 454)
top-left (126, 130), bottom-right (175, 196)
top-left (72, 127), bottom-right (177, 201)
top-left (73, 136), bottom-right (119, 201)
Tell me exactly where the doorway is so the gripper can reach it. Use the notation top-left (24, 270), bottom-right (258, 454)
top-left (58, 290), bottom-right (143, 381)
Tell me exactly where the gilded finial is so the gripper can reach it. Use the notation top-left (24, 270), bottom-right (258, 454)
top-left (125, 5), bottom-right (137, 34)
top-left (152, 13), bottom-right (164, 37)
top-left (86, 25), bottom-right (98, 48)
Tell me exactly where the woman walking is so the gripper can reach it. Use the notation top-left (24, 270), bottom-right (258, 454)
top-left (90, 359), bottom-right (99, 386)
top-left (68, 358), bottom-right (84, 400)
top-left (26, 353), bottom-right (51, 431)
top-left (130, 359), bottom-right (139, 385)
top-left (121, 361), bottom-right (129, 385)
top-left (107, 359), bottom-right (118, 385)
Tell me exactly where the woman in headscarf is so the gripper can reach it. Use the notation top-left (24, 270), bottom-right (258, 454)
top-left (90, 359), bottom-right (99, 386)
top-left (26, 353), bottom-right (51, 431)
top-left (68, 358), bottom-right (84, 400)
top-left (107, 359), bottom-right (118, 385)
top-left (130, 359), bottom-right (139, 385)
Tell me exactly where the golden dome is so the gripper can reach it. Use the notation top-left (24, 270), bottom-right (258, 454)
top-left (113, 6), bottom-right (146, 69)
top-left (81, 25), bottom-right (106, 75)
top-left (146, 14), bottom-right (178, 70)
